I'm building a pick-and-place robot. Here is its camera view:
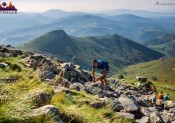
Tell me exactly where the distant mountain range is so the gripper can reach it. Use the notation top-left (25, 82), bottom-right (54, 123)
top-left (1, 9), bottom-right (175, 57)
top-left (19, 30), bottom-right (164, 73)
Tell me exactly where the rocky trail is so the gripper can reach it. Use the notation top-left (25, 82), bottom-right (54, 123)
top-left (0, 45), bottom-right (175, 123)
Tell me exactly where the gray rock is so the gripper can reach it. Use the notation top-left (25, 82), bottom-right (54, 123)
top-left (141, 107), bottom-right (151, 116)
top-left (85, 82), bottom-right (102, 95)
top-left (107, 99), bottom-right (124, 112)
top-left (118, 95), bottom-right (139, 112)
top-left (150, 112), bottom-right (163, 123)
top-left (90, 101), bottom-right (105, 109)
top-left (138, 97), bottom-right (150, 107)
top-left (169, 107), bottom-right (175, 113)
top-left (161, 113), bottom-right (171, 123)
top-left (138, 116), bottom-right (150, 123)
top-left (33, 105), bottom-right (60, 122)
top-left (119, 113), bottom-right (135, 119)
top-left (148, 107), bottom-right (159, 113)
top-left (74, 65), bottom-right (91, 82)
top-left (164, 100), bottom-right (174, 109)
top-left (69, 83), bottom-right (85, 91)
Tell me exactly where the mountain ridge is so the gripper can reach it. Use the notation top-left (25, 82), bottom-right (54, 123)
top-left (19, 30), bottom-right (164, 72)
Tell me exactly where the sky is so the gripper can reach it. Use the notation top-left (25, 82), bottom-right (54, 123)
top-left (1, 0), bottom-right (175, 13)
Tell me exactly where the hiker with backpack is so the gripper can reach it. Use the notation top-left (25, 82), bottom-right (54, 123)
top-left (92, 59), bottom-right (110, 89)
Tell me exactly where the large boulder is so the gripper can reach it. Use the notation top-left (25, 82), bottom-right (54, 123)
top-left (118, 95), bottom-right (139, 112)
top-left (150, 112), bottom-right (163, 123)
top-left (164, 100), bottom-right (174, 109)
top-left (161, 111), bottom-right (171, 123)
top-left (69, 83), bottom-right (85, 91)
top-left (32, 105), bottom-right (61, 122)
top-left (107, 99), bottom-right (124, 112)
top-left (85, 82), bottom-right (102, 95)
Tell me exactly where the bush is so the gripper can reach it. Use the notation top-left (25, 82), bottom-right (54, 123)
top-left (118, 74), bottom-right (124, 79)
top-left (152, 76), bottom-right (158, 81)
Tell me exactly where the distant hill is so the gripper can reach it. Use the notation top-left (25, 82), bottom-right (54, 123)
top-left (101, 9), bottom-right (175, 17)
top-left (19, 30), bottom-right (164, 73)
top-left (146, 33), bottom-right (175, 57)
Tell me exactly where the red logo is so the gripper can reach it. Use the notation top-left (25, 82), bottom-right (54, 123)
top-left (0, 1), bottom-right (17, 14)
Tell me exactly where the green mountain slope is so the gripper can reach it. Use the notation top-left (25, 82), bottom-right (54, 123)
top-left (19, 30), bottom-right (164, 73)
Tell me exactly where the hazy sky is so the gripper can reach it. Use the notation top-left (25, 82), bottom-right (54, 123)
top-left (2, 0), bottom-right (175, 12)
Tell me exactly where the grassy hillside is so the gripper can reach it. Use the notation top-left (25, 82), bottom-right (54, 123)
top-left (19, 30), bottom-right (164, 73)
top-left (0, 56), bottom-right (132, 123)
top-left (112, 57), bottom-right (175, 100)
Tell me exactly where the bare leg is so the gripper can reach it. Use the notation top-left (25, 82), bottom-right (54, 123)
top-left (100, 78), bottom-right (105, 87)
top-left (103, 78), bottom-right (108, 86)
